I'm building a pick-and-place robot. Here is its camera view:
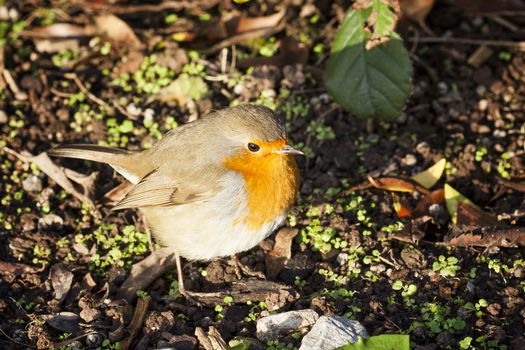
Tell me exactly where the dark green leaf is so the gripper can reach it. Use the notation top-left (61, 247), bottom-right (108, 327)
top-left (326, 7), bottom-right (412, 120)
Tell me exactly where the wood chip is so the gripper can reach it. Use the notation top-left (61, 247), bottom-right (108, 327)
top-left (195, 326), bottom-right (227, 350)
top-left (121, 297), bottom-right (150, 350)
top-left (467, 45), bottom-right (494, 68)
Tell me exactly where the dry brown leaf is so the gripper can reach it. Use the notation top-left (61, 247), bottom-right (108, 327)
top-left (447, 227), bottom-right (525, 247)
top-left (0, 261), bottom-right (39, 275)
top-left (265, 228), bottom-right (298, 279)
top-left (391, 193), bottom-right (414, 218)
top-left (399, 0), bottom-right (435, 33)
top-left (19, 23), bottom-right (93, 39)
top-left (368, 175), bottom-right (430, 194)
top-left (499, 178), bottom-right (525, 192)
top-left (85, 0), bottom-right (221, 15)
top-left (3, 147), bottom-right (97, 212)
top-left (456, 202), bottom-right (501, 227)
top-left (94, 14), bottom-right (144, 50)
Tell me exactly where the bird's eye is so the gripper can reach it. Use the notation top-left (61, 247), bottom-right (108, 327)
top-left (247, 142), bottom-right (260, 152)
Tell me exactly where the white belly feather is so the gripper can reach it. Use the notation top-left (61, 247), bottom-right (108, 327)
top-left (141, 172), bottom-right (286, 260)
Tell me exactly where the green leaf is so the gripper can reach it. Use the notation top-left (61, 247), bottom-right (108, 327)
top-left (326, 7), bottom-right (412, 120)
top-left (444, 184), bottom-right (480, 224)
top-left (392, 280), bottom-right (403, 290)
top-left (336, 335), bottom-right (410, 350)
top-left (372, 0), bottom-right (396, 37)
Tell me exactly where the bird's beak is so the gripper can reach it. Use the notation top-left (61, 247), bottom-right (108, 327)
top-left (273, 144), bottom-right (304, 156)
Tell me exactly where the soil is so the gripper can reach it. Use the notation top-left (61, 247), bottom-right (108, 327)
top-left (1, 1), bottom-right (525, 349)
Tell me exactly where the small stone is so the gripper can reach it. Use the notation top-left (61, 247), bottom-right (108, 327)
top-left (336, 253), bottom-right (349, 265)
top-left (22, 175), bottom-right (42, 193)
top-left (396, 112), bottom-right (408, 124)
top-left (493, 129), bottom-right (506, 138)
top-left (299, 316), bottom-right (368, 350)
top-left (20, 213), bottom-right (37, 231)
top-left (437, 82), bottom-right (448, 95)
top-left (477, 125), bottom-right (491, 134)
top-left (49, 263), bottom-right (74, 302)
top-left (476, 85), bottom-right (487, 96)
top-left (429, 204), bottom-right (448, 226)
top-left (47, 312), bottom-right (81, 333)
top-left (86, 333), bottom-right (103, 347)
top-left (402, 154), bottom-right (417, 166)
top-left (256, 309), bottom-right (319, 342)
top-left (38, 214), bottom-right (63, 231)
top-left (0, 110), bottom-right (7, 124)
top-left (415, 142), bottom-right (430, 158)
top-left (478, 99), bottom-right (488, 111)
top-left (80, 305), bottom-right (102, 322)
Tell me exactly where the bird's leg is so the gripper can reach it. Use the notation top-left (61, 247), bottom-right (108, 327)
top-left (231, 255), bottom-right (266, 279)
top-left (174, 253), bottom-right (224, 302)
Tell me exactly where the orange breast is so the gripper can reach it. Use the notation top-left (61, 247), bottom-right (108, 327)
top-left (223, 139), bottom-right (300, 230)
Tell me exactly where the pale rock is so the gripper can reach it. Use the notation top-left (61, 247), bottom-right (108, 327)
top-left (256, 309), bottom-right (319, 341)
top-left (299, 316), bottom-right (368, 350)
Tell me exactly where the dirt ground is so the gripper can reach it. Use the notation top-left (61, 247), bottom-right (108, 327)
top-left (1, 1), bottom-right (525, 349)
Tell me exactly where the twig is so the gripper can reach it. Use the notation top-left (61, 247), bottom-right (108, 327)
top-left (64, 73), bottom-right (110, 109)
top-left (0, 328), bottom-right (35, 348)
top-left (408, 37), bottom-right (525, 50)
top-left (488, 15), bottom-right (519, 32)
top-left (49, 88), bottom-right (74, 98)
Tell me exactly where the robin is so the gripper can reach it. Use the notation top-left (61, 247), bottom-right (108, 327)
top-left (49, 104), bottom-right (302, 300)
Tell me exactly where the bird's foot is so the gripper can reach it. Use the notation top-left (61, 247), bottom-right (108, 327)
top-left (231, 255), bottom-right (266, 280)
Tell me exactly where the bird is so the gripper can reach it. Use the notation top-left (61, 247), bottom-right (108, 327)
top-left (49, 104), bottom-right (303, 300)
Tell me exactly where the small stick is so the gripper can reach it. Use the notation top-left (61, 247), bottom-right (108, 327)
top-left (408, 37), bottom-right (525, 50)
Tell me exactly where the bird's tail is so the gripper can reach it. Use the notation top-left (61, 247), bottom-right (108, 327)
top-left (49, 144), bottom-right (143, 183)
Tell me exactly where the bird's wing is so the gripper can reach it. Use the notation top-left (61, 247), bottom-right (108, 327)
top-left (112, 167), bottom-right (223, 210)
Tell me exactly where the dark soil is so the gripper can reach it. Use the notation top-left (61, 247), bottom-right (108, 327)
top-left (1, 1), bottom-right (525, 349)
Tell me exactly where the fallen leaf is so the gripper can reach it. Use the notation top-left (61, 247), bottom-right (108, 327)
top-left (202, 10), bottom-right (287, 52)
top-left (3, 147), bottom-right (97, 213)
top-left (444, 184), bottom-right (480, 224)
top-left (94, 15), bottom-right (143, 49)
top-left (19, 23), bottom-right (92, 39)
top-left (391, 193), bottom-right (414, 218)
top-left (265, 228), bottom-right (298, 279)
top-left (447, 226), bottom-right (525, 247)
top-left (34, 39), bottom-right (80, 53)
top-left (85, 0), bottom-right (221, 15)
top-left (412, 158), bottom-right (446, 189)
top-left (399, 0), bottom-right (436, 34)
top-left (499, 178), bottom-right (525, 192)
top-left (456, 202), bottom-right (500, 227)
top-left (368, 175), bottom-right (430, 194)
top-left (0, 261), bottom-right (39, 275)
